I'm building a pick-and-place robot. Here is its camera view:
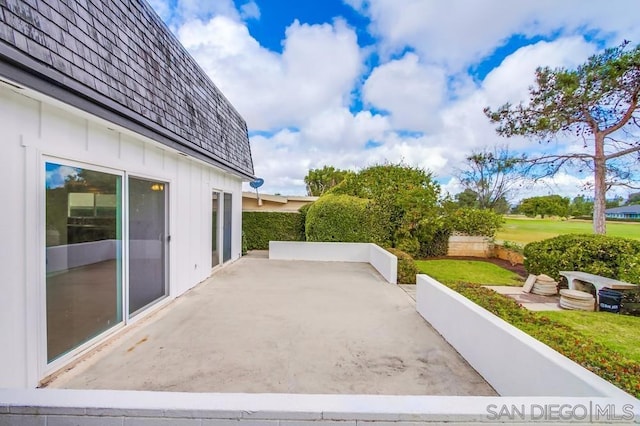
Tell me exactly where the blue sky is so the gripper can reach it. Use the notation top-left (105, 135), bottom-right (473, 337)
top-left (148, 0), bottom-right (640, 201)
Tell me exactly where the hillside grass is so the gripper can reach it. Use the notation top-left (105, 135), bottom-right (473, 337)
top-left (540, 310), bottom-right (640, 363)
top-left (496, 216), bottom-right (640, 245)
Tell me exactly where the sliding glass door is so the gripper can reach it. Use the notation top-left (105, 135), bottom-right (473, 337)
top-left (213, 191), bottom-right (232, 265)
top-left (45, 162), bottom-right (123, 362)
top-left (223, 193), bottom-right (232, 262)
top-left (212, 191), bottom-right (220, 267)
top-left (45, 163), bottom-right (170, 363)
top-left (128, 177), bottom-right (168, 315)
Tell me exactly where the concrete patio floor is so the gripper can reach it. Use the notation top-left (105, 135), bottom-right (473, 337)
top-left (47, 253), bottom-right (496, 396)
top-left (485, 285), bottom-right (563, 311)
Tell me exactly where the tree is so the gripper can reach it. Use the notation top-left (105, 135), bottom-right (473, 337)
top-left (455, 146), bottom-right (525, 212)
top-left (569, 195), bottom-right (594, 217)
top-left (518, 195), bottom-right (570, 218)
top-left (454, 189), bottom-right (479, 208)
top-left (606, 195), bottom-right (623, 209)
top-left (452, 188), bottom-right (510, 213)
top-left (485, 41), bottom-right (640, 234)
top-left (329, 163), bottom-right (441, 255)
top-left (304, 166), bottom-right (352, 196)
top-left (626, 191), bottom-right (640, 205)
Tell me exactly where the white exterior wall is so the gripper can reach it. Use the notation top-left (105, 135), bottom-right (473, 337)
top-left (0, 83), bottom-right (244, 388)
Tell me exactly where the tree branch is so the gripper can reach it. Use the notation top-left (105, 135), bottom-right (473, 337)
top-left (605, 144), bottom-right (640, 160)
top-left (602, 87), bottom-right (639, 135)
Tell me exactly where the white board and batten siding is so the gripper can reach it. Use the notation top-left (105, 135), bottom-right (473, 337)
top-left (0, 83), bottom-right (243, 388)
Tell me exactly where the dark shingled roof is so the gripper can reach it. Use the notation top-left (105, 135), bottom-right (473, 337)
top-left (605, 205), bottom-right (640, 214)
top-left (0, 0), bottom-right (254, 179)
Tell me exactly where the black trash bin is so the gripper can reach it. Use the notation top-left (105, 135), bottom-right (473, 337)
top-left (598, 288), bottom-right (623, 313)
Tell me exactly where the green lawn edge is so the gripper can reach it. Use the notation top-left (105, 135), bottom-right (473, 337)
top-left (415, 259), bottom-right (523, 286)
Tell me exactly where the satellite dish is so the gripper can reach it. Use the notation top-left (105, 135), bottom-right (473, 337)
top-left (250, 178), bottom-right (264, 189)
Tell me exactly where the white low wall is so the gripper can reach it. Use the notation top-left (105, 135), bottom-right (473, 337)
top-left (269, 241), bottom-right (397, 284)
top-left (416, 274), bottom-right (637, 402)
top-left (368, 244), bottom-right (397, 285)
top-left (1, 389), bottom-right (637, 424)
top-left (46, 240), bottom-right (117, 273)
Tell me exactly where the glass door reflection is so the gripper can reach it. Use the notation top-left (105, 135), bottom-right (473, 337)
top-left (128, 177), bottom-right (168, 316)
top-left (212, 191), bottom-right (220, 267)
top-left (45, 162), bottom-right (123, 362)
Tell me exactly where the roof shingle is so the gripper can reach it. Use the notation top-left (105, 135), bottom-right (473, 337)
top-left (0, 0), bottom-right (254, 178)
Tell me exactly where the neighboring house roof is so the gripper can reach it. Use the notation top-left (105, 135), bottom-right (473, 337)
top-left (605, 205), bottom-right (640, 214)
top-left (242, 191), bottom-right (318, 204)
top-left (0, 0), bottom-right (254, 179)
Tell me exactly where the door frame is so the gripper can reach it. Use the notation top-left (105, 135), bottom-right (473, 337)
top-left (126, 174), bottom-right (170, 318)
top-left (40, 156), bottom-right (172, 378)
top-left (41, 156), bottom-right (127, 376)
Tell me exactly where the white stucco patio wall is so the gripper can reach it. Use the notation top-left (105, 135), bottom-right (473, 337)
top-left (415, 273), bottom-right (637, 403)
top-left (0, 389), bottom-right (637, 424)
top-left (269, 241), bottom-right (397, 284)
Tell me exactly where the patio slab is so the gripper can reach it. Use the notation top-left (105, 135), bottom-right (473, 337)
top-left (485, 285), bottom-right (563, 311)
top-left (47, 257), bottom-right (496, 395)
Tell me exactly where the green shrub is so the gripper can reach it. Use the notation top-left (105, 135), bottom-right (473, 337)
top-left (622, 288), bottom-right (640, 316)
top-left (416, 219), bottom-right (450, 257)
top-left (305, 194), bottom-right (389, 245)
top-left (445, 208), bottom-right (504, 237)
top-left (328, 163), bottom-right (441, 249)
top-left (298, 203), bottom-right (312, 238)
top-left (524, 234), bottom-right (640, 283)
top-left (242, 212), bottom-right (305, 250)
top-left (395, 232), bottom-right (421, 257)
top-left (386, 248), bottom-right (418, 284)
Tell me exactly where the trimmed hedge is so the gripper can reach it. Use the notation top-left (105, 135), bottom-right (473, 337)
top-left (386, 247), bottom-right (418, 284)
top-left (305, 194), bottom-right (389, 245)
top-left (524, 234), bottom-right (640, 283)
top-left (242, 211), bottom-right (305, 250)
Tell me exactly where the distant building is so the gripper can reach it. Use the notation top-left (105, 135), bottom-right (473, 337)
top-left (605, 205), bottom-right (640, 219)
top-left (0, 0), bottom-right (253, 388)
top-left (242, 192), bottom-right (318, 212)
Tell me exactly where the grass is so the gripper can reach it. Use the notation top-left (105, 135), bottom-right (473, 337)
top-left (495, 216), bottom-right (640, 245)
top-left (415, 259), bottom-right (523, 286)
top-left (539, 310), bottom-right (640, 363)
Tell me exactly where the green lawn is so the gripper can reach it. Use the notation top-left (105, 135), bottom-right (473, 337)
top-left (540, 311), bottom-right (640, 363)
top-left (415, 259), bottom-right (523, 286)
top-left (496, 216), bottom-right (640, 245)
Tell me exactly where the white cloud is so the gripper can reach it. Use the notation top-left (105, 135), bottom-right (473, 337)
top-left (240, 1), bottom-right (261, 20)
top-left (363, 53), bottom-right (446, 131)
top-left (482, 37), bottom-right (596, 107)
top-left (427, 38), bottom-right (599, 167)
top-left (146, 0), bottom-right (172, 22)
top-left (178, 17), bottom-right (362, 130)
top-left (348, 0), bottom-right (640, 68)
top-left (149, 0), bottom-right (639, 200)
top-left (245, 37), bottom-right (628, 197)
